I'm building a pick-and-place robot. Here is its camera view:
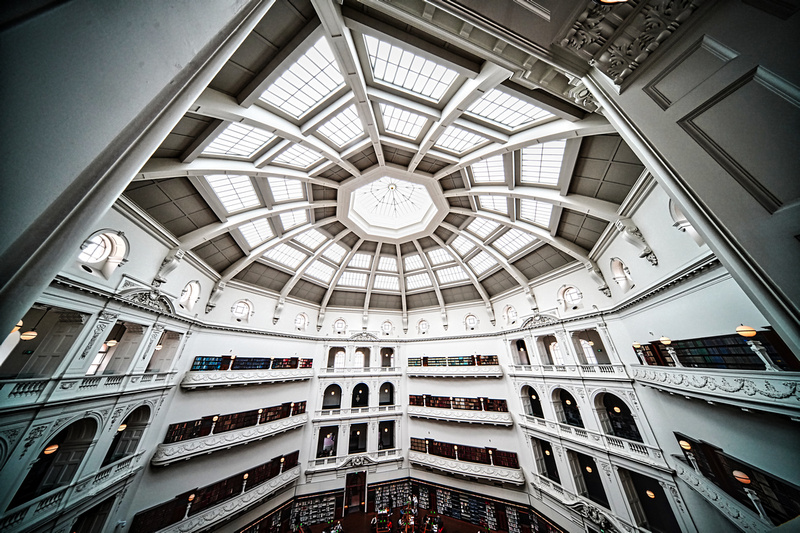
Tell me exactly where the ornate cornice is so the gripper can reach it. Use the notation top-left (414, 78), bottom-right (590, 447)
top-left (181, 368), bottom-right (314, 389)
top-left (407, 406), bottom-right (513, 426)
top-left (408, 451), bottom-right (524, 485)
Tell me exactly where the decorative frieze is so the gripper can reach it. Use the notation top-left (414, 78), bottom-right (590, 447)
top-left (408, 451), bottom-right (524, 485)
top-left (407, 406), bottom-right (513, 426)
top-left (181, 368), bottom-right (314, 389)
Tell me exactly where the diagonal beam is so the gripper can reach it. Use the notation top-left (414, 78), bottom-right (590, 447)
top-left (412, 240), bottom-right (448, 329)
top-left (396, 244), bottom-right (409, 333)
top-left (317, 238), bottom-right (366, 331)
top-left (362, 242), bottom-right (384, 329)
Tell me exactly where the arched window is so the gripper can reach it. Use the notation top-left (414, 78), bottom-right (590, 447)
top-left (417, 319), bottom-right (430, 335)
top-left (556, 389), bottom-right (584, 428)
top-left (333, 318), bottom-right (347, 334)
top-left (294, 313), bottom-right (308, 331)
top-left (522, 385), bottom-right (544, 418)
top-left (611, 258), bottom-right (634, 293)
top-left (379, 382), bottom-right (394, 405)
top-left (464, 314), bottom-right (478, 331)
top-left (579, 339), bottom-right (598, 365)
top-left (380, 347), bottom-right (394, 367)
top-left (77, 230), bottom-right (128, 279)
top-left (327, 347), bottom-right (346, 369)
top-left (356, 347), bottom-right (370, 369)
top-left (381, 320), bottom-right (393, 336)
top-left (322, 384), bottom-right (342, 410)
top-left (103, 405), bottom-right (151, 465)
top-left (600, 393), bottom-right (643, 442)
top-left (559, 285), bottom-right (583, 311)
top-left (351, 383), bottom-right (369, 408)
top-left (231, 299), bottom-right (253, 323)
top-left (504, 305), bottom-right (518, 325)
top-left (511, 339), bottom-right (530, 365)
top-left (548, 341), bottom-right (565, 365)
top-left (178, 281), bottom-right (201, 312)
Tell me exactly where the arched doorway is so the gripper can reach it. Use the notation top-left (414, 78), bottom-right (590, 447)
top-left (379, 382), bottom-right (394, 405)
top-left (322, 384), bottom-right (342, 409)
top-left (351, 383), bottom-right (369, 408)
top-left (599, 393), bottom-right (642, 442)
top-left (103, 405), bottom-right (151, 465)
top-left (555, 389), bottom-right (583, 428)
top-left (522, 385), bottom-right (544, 418)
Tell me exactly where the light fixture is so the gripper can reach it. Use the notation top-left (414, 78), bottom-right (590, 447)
top-left (585, 466), bottom-right (593, 473)
top-left (613, 406), bottom-right (621, 413)
top-left (733, 470), bottom-right (751, 484)
top-left (12, 320), bottom-right (22, 334)
top-left (565, 399), bottom-right (572, 405)
top-left (545, 450), bottom-right (550, 456)
top-left (21, 308), bottom-right (50, 341)
top-left (679, 440), bottom-right (692, 451)
top-left (117, 424), bottom-right (127, 432)
top-left (593, 0), bottom-right (629, 4)
top-left (384, 427), bottom-right (389, 432)
top-left (107, 339), bottom-right (118, 347)
top-left (646, 490), bottom-right (655, 499)
top-left (212, 415), bottom-right (219, 422)
top-left (736, 324), bottom-right (757, 338)
top-left (531, 394), bottom-right (537, 400)
top-left (155, 344), bottom-right (163, 351)
top-left (154, 330), bottom-right (166, 351)
top-left (43, 444), bottom-right (59, 455)
top-left (356, 431), bottom-right (360, 435)
top-left (660, 336), bottom-right (672, 345)
top-left (632, 342), bottom-right (641, 349)
top-left (243, 473), bottom-right (249, 480)
top-left (188, 494), bottom-right (195, 502)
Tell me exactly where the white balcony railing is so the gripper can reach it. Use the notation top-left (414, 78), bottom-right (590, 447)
top-left (181, 368), bottom-right (313, 389)
top-left (314, 404), bottom-right (399, 419)
top-left (408, 450), bottom-right (524, 485)
top-left (0, 452), bottom-right (144, 533)
top-left (631, 365), bottom-right (800, 417)
top-left (519, 415), bottom-right (668, 469)
top-left (0, 372), bottom-right (177, 411)
top-left (507, 364), bottom-right (628, 380)
top-left (156, 466), bottom-right (300, 533)
top-left (406, 365), bottom-right (503, 378)
top-left (152, 414), bottom-right (308, 466)
top-left (407, 405), bottom-right (513, 426)
top-left (306, 449), bottom-right (403, 479)
top-left (318, 366), bottom-right (401, 377)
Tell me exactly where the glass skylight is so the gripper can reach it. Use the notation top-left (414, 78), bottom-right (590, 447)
top-left (294, 229), bottom-right (326, 250)
top-left (202, 123), bottom-right (275, 158)
top-left (265, 243), bottom-right (306, 269)
top-left (404, 254), bottom-right (424, 271)
top-left (373, 274), bottom-right (399, 290)
top-left (427, 248), bottom-right (453, 266)
top-left (435, 125), bottom-right (488, 154)
top-left (364, 35), bottom-right (458, 101)
top-left (406, 272), bottom-right (432, 289)
top-left (493, 228), bottom-right (536, 256)
top-left (521, 140), bottom-right (566, 185)
top-left (436, 266), bottom-right (469, 284)
top-left (317, 104), bottom-right (363, 147)
top-left (467, 89), bottom-right (554, 129)
top-left (259, 37), bottom-right (344, 118)
top-left (238, 218), bottom-right (274, 248)
top-left (466, 218), bottom-right (500, 239)
top-left (378, 256), bottom-right (398, 272)
top-left (519, 199), bottom-right (553, 227)
top-left (450, 235), bottom-right (475, 256)
top-left (279, 209), bottom-right (308, 230)
top-left (272, 144), bottom-right (323, 169)
top-left (338, 271), bottom-right (368, 288)
top-left (349, 253), bottom-right (372, 269)
top-left (306, 260), bottom-right (335, 283)
top-left (268, 177), bottom-right (304, 202)
top-left (379, 103), bottom-right (427, 138)
top-left (323, 243), bottom-right (347, 264)
top-left (205, 175), bottom-right (260, 213)
top-left (478, 195), bottom-right (508, 214)
top-left (471, 155), bottom-right (505, 183)
top-left (468, 251), bottom-right (497, 275)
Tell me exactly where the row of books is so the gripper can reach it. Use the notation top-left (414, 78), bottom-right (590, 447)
top-left (407, 355), bottom-right (500, 367)
top-left (409, 437), bottom-right (519, 468)
top-left (409, 394), bottom-right (508, 412)
top-left (190, 356), bottom-right (313, 371)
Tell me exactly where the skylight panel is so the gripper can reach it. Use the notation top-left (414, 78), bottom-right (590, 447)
top-left (378, 256), bottom-right (398, 272)
top-left (436, 266), bottom-right (469, 284)
top-left (364, 35), bottom-right (458, 101)
top-left (435, 125), bottom-right (488, 154)
top-left (478, 195), bottom-right (508, 214)
top-left (406, 272), bottom-right (432, 289)
top-left (238, 218), bottom-right (274, 248)
top-left (471, 155), bottom-right (505, 183)
top-left (317, 104), bottom-right (363, 147)
top-left (272, 144), bottom-right (323, 169)
top-left (279, 209), bottom-right (308, 230)
top-left (493, 228), bottom-right (536, 256)
top-left (519, 199), bottom-right (553, 227)
top-left (306, 260), bottom-right (335, 283)
top-left (205, 175), bottom-right (260, 213)
top-left (450, 235), bottom-right (475, 256)
top-left (202, 123), bottom-right (275, 158)
top-left (404, 254), bottom-right (424, 271)
top-left (373, 274), bottom-right (399, 290)
top-left (294, 229), bottom-right (326, 250)
top-left (268, 177), bottom-right (304, 202)
top-left (259, 37), bottom-right (344, 118)
top-left (338, 271), bottom-right (368, 288)
top-left (468, 251), bottom-right (497, 275)
top-left (427, 248), bottom-right (453, 266)
top-left (323, 243), bottom-right (347, 264)
top-left (467, 89), bottom-right (554, 129)
top-left (466, 218), bottom-right (500, 239)
top-left (379, 103), bottom-right (427, 138)
top-left (349, 253), bottom-right (372, 269)
top-left (265, 243), bottom-right (306, 269)
top-left (521, 140), bottom-right (566, 185)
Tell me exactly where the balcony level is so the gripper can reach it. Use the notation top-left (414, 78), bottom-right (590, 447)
top-left (406, 356), bottom-right (503, 378)
top-left (408, 395), bottom-right (512, 426)
top-left (507, 364), bottom-right (629, 381)
top-left (314, 404), bottom-right (400, 420)
top-left (317, 366), bottom-right (402, 378)
top-left (409, 438), bottom-right (523, 485)
top-left (305, 449), bottom-right (404, 481)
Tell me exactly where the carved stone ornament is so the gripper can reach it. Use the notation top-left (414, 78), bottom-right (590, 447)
top-left (520, 314), bottom-right (559, 329)
top-left (350, 331), bottom-right (379, 341)
top-left (632, 367), bottom-right (800, 401)
top-left (339, 453), bottom-right (379, 469)
top-left (124, 290), bottom-right (175, 314)
top-left (20, 424), bottom-right (50, 458)
top-left (79, 318), bottom-right (116, 359)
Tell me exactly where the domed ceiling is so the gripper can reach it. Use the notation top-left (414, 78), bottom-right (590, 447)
top-left (124, 0), bottom-right (645, 328)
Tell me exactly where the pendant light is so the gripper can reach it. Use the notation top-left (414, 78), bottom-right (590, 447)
top-left (736, 324), bottom-right (757, 338)
top-left (20, 308), bottom-right (50, 341)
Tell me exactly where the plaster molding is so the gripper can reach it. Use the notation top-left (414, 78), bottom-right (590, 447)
top-left (181, 368), bottom-right (314, 389)
top-left (407, 405), bottom-right (513, 426)
top-left (408, 451), bottom-right (524, 485)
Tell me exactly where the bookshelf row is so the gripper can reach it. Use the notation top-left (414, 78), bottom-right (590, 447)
top-left (409, 394), bottom-right (508, 412)
top-left (407, 355), bottom-right (499, 367)
top-left (130, 451), bottom-right (299, 533)
top-left (163, 401), bottom-right (306, 443)
top-left (410, 437), bottom-right (519, 468)
top-left (190, 356), bottom-right (313, 372)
